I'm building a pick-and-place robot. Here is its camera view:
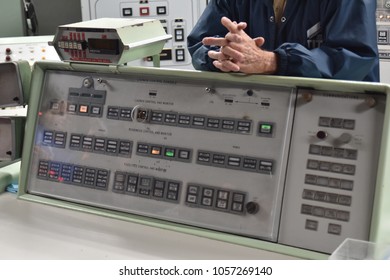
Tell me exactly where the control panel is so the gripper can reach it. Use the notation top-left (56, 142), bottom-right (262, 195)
top-left (279, 90), bottom-right (385, 253)
top-left (377, 1), bottom-right (390, 82)
top-left (19, 62), bottom-right (388, 256)
top-left (377, 0), bottom-right (390, 59)
top-left (0, 36), bottom-right (60, 66)
top-left (80, 0), bottom-right (208, 69)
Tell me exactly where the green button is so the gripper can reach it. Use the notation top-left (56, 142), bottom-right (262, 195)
top-left (165, 149), bottom-right (175, 157)
top-left (260, 124), bottom-right (272, 134)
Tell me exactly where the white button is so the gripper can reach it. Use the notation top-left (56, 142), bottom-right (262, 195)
top-left (281, 17), bottom-right (286, 22)
top-left (269, 16), bottom-right (274, 22)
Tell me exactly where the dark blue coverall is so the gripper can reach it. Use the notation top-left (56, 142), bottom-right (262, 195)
top-left (187, 0), bottom-right (379, 82)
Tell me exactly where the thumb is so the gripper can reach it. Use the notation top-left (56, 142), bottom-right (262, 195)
top-left (253, 37), bottom-right (265, 47)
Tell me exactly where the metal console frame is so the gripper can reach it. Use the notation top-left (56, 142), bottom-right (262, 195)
top-left (17, 61), bottom-right (390, 259)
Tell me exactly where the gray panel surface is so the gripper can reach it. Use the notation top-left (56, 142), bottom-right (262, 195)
top-left (24, 67), bottom-right (386, 254)
top-left (279, 89), bottom-right (385, 253)
top-left (0, 118), bottom-right (14, 161)
top-left (27, 70), bottom-right (295, 241)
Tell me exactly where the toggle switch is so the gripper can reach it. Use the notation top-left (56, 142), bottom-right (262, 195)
top-left (334, 132), bottom-right (352, 146)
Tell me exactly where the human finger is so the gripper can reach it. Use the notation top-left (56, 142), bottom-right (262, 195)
top-left (236, 22), bottom-right (247, 31)
top-left (207, 50), bottom-right (230, 61)
top-left (202, 36), bottom-right (229, 47)
top-left (221, 16), bottom-right (241, 33)
top-left (213, 59), bottom-right (240, 72)
top-left (219, 44), bottom-right (245, 62)
top-left (225, 32), bottom-right (243, 43)
top-left (221, 16), bottom-right (247, 33)
top-left (253, 37), bottom-right (266, 47)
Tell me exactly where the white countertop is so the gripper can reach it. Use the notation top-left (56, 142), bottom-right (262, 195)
top-left (0, 192), bottom-right (295, 260)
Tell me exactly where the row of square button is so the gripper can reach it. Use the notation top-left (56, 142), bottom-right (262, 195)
top-left (58, 40), bottom-right (85, 51)
top-left (42, 130), bottom-right (67, 148)
top-left (106, 106), bottom-right (133, 121)
top-left (149, 110), bottom-right (252, 134)
top-left (122, 6), bottom-right (167, 17)
top-left (305, 219), bottom-right (343, 236)
top-left (136, 142), bottom-right (192, 163)
top-left (197, 150), bottom-right (273, 174)
top-left (318, 117), bottom-right (355, 130)
top-left (307, 159), bottom-right (356, 175)
top-left (309, 144), bottom-right (358, 160)
top-left (67, 102), bottom-right (103, 117)
top-left (301, 204), bottom-right (350, 222)
top-left (69, 134), bottom-right (132, 158)
top-left (302, 189), bottom-right (352, 207)
top-left (305, 174), bottom-right (353, 191)
top-left (37, 160), bottom-right (110, 190)
top-left (112, 171), bottom-right (181, 203)
top-left (66, 90), bottom-right (106, 118)
top-left (186, 184), bottom-right (246, 215)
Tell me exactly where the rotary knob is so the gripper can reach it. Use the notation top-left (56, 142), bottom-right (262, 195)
top-left (246, 201), bottom-right (260, 215)
top-left (316, 130), bottom-right (328, 140)
top-left (302, 92), bottom-right (313, 102)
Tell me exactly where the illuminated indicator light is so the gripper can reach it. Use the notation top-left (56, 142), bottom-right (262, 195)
top-left (79, 105), bottom-right (88, 113)
top-left (151, 147), bottom-right (161, 155)
top-left (260, 124), bottom-right (272, 134)
top-left (38, 112), bottom-right (43, 116)
top-left (262, 124), bottom-right (271, 130)
top-left (165, 150), bottom-right (175, 157)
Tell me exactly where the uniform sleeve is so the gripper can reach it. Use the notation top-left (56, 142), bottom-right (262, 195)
top-left (187, 0), bottom-right (233, 71)
top-left (274, 0), bottom-right (379, 82)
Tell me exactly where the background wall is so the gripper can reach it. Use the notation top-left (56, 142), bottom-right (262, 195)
top-left (0, 0), bottom-right (26, 37)
top-left (30, 0), bottom-right (82, 35)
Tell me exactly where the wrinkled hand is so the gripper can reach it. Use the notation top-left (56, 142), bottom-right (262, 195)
top-left (202, 17), bottom-right (277, 74)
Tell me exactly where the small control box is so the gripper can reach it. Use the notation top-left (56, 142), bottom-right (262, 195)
top-left (80, 0), bottom-right (208, 69)
top-left (49, 18), bottom-right (171, 65)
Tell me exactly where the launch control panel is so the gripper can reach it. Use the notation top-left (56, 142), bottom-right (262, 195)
top-left (23, 65), bottom-right (385, 254)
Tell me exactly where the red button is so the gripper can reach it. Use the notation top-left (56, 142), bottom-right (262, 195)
top-left (140, 7), bottom-right (149, 15)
